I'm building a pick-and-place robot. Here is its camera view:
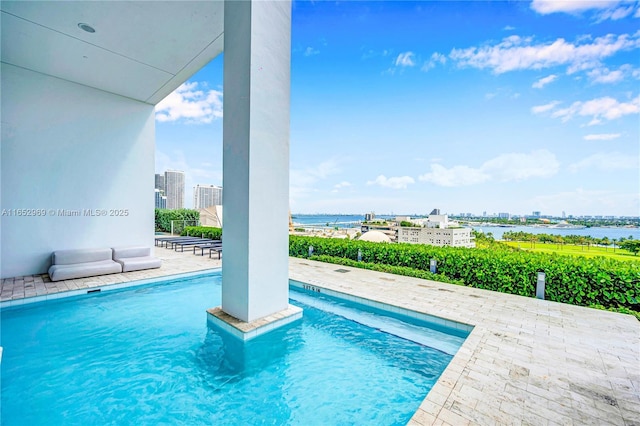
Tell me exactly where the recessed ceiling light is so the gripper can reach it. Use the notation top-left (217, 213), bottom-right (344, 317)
top-left (78, 23), bottom-right (95, 33)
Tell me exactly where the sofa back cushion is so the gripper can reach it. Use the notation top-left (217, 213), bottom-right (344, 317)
top-left (112, 246), bottom-right (151, 259)
top-left (52, 248), bottom-right (113, 265)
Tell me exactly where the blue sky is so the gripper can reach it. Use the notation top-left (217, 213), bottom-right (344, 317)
top-left (155, 0), bottom-right (640, 217)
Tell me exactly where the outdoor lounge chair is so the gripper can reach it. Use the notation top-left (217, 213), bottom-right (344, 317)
top-left (209, 247), bottom-right (223, 259)
top-left (155, 236), bottom-right (198, 248)
top-left (172, 239), bottom-right (217, 252)
top-left (192, 241), bottom-right (222, 256)
top-left (164, 237), bottom-right (210, 250)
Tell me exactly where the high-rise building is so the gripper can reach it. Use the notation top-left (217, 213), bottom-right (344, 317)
top-left (155, 174), bottom-right (165, 193)
top-left (193, 184), bottom-right (223, 209)
top-left (155, 189), bottom-right (167, 209)
top-left (164, 170), bottom-right (185, 210)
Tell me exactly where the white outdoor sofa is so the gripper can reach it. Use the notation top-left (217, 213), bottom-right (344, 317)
top-left (112, 246), bottom-right (161, 272)
top-left (48, 246), bottom-right (161, 281)
top-left (48, 248), bottom-right (122, 282)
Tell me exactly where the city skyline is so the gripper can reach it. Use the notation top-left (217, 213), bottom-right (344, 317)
top-left (155, 0), bottom-right (640, 216)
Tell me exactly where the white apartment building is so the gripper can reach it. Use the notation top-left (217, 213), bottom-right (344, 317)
top-left (164, 170), bottom-right (185, 210)
top-left (397, 214), bottom-right (475, 248)
top-left (398, 227), bottom-right (475, 247)
top-left (194, 184), bottom-right (222, 209)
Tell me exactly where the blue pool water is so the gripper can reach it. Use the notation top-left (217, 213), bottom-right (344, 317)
top-left (1, 273), bottom-right (467, 425)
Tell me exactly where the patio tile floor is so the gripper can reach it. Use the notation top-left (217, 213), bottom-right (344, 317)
top-left (2, 248), bottom-right (638, 425)
top-left (287, 258), bottom-right (639, 426)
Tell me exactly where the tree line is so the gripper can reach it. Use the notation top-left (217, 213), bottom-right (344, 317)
top-left (502, 231), bottom-right (640, 255)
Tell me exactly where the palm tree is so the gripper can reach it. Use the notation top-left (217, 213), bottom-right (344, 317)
top-left (577, 236), bottom-right (587, 251)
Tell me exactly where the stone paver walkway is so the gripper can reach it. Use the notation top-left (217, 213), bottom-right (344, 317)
top-left (289, 258), bottom-right (640, 426)
top-left (1, 246), bottom-right (220, 304)
top-left (2, 248), bottom-right (639, 425)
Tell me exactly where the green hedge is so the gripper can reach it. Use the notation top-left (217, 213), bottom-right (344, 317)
top-left (182, 226), bottom-right (222, 240)
top-left (310, 255), bottom-right (463, 285)
top-left (290, 236), bottom-right (640, 314)
top-left (155, 209), bottom-right (200, 233)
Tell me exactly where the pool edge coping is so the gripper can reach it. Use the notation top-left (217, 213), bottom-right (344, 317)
top-left (289, 279), bottom-right (474, 334)
top-left (0, 268), bottom-right (222, 309)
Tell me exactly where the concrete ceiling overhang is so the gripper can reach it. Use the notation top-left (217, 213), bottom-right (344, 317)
top-left (1, 1), bottom-right (224, 105)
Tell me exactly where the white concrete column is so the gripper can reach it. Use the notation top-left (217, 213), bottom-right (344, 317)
top-left (221, 0), bottom-right (291, 322)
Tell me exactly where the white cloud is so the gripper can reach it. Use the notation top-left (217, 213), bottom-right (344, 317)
top-left (531, 100), bottom-right (562, 114)
top-left (597, 4), bottom-right (638, 20)
top-left (331, 181), bottom-right (352, 193)
top-left (421, 52), bottom-right (447, 71)
top-left (587, 67), bottom-right (625, 83)
top-left (569, 152), bottom-right (639, 172)
top-left (334, 181), bottom-right (352, 189)
top-left (291, 159), bottom-right (340, 187)
top-left (583, 133), bottom-right (622, 140)
top-left (587, 64), bottom-right (638, 83)
top-left (447, 32), bottom-right (640, 75)
top-left (485, 150), bottom-right (560, 180)
top-left (550, 94), bottom-right (640, 124)
top-left (290, 159), bottom-right (341, 200)
top-left (532, 188), bottom-right (640, 216)
top-left (304, 47), bottom-right (319, 57)
top-left (367, 175), bottom-right (415, 189)
top-left (531, 0), bottom-right (624, 15)
top-left (155, 82), bottom-right (223, 124)
top-left (419, 164), bottom-right (490, 187)
top-left (503, 25), bottom-right (516, 31)
top-left (419, 150), bottom-right (559, 187)
top-left (532, 74), bottom-right (558, 89)
top-left (395, 52), bottom-right (416, 67)
top-left (530, 0), bottom-right (638, 21)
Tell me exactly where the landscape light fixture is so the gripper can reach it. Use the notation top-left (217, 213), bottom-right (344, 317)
top-left (78, 23), bottom-right (95, 33)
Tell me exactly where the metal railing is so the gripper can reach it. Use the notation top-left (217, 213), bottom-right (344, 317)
top-left (170, 220), bottom-right (200, 236)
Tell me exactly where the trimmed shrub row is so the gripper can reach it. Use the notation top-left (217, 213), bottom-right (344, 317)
top-left (290, 236), bottom-right (640, 314)
top-left (155, 209), bottom-right (200, 233)
top-left (182, 226), bottom-right (222, 240)
top-left (310, 255), bottom-right (464, 285)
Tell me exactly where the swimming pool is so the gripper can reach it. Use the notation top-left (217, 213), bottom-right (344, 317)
top-left (1, 272), bottom-right (468, 425)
